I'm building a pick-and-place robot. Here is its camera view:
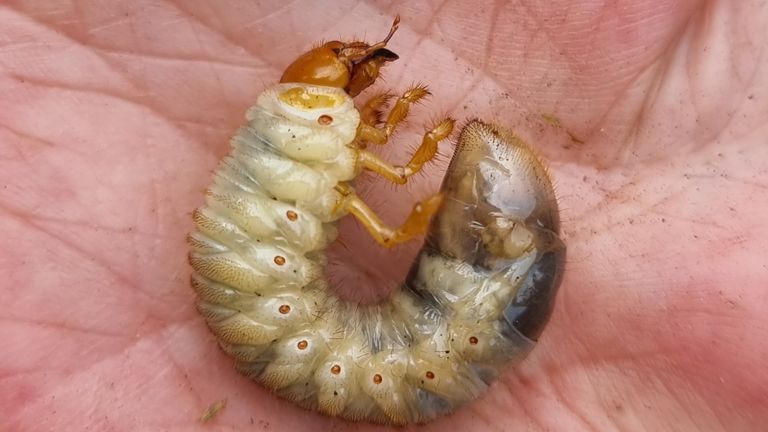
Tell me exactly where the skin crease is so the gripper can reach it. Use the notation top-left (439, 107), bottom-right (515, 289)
top-left (0, 0), bottom-right (766, 430)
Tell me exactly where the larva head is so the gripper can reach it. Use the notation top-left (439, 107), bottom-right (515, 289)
top-left (280, 16), bottom-right (400, 96)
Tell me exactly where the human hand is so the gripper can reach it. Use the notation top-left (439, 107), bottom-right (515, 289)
top-left (1, 1), bottom-right (766, 430)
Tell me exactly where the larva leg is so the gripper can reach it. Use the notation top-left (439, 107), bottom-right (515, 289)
top-left (340, 190), bottom-right (444, 247)
top-left (382, 85), bottom-right (430, 136)
top-left (357, 118), bottom-right (455, 185)
top-left (358, 86), bottom-right (430, 147)
top-left (359, 92), bottom-right (394, 127)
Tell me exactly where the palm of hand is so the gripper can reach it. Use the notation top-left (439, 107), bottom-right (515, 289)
top-left (1, 1), bottom-right (766, 431)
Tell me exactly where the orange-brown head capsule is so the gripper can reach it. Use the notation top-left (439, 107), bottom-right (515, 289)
top-left (280, 16), bottom-right (401, 96)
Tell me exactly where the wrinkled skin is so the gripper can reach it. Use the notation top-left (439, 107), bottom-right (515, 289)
top-left (1, 1), bottom-right (767, 430)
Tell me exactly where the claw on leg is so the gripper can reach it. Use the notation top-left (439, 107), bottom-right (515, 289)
top-left (383, 85), bottom-right (430, 136)
top-left (342, 192), bottom-right (444, 248)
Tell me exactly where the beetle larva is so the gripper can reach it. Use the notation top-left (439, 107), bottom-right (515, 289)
top-left (188, 16), bottom-right (565, 425)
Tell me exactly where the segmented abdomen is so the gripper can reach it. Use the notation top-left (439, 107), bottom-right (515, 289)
top-left (189, 83), bottom-right (565, 425)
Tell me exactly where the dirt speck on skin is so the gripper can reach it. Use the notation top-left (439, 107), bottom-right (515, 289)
top-left (199, 398), bottom-right (227, 423)
top-left (540, 113), bottom-right (585, 145)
